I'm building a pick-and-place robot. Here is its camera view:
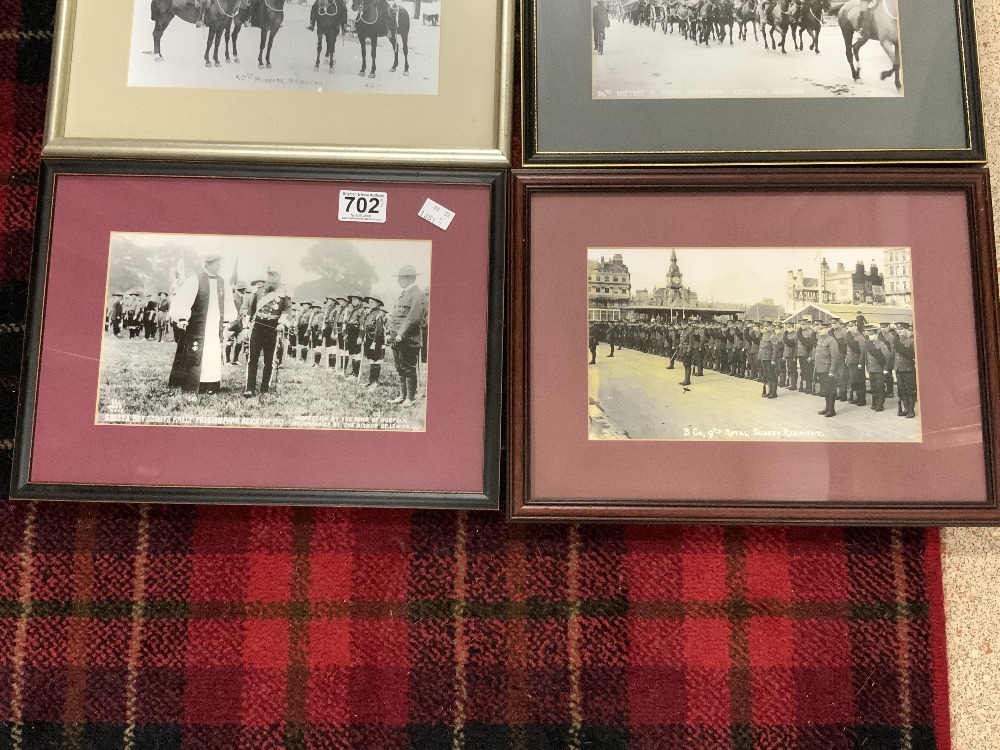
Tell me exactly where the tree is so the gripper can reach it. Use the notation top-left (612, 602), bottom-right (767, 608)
top-left (745, 298), bottom-right (784, 321)
top-left (295, 240), bottom-right (378, 301)
top-left (107, 236), bottom-right (201, 295)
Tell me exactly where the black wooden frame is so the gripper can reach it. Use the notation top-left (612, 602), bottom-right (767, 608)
top-left (520, 0), bottom-right (987, 166)
top-left (11, 159), bottom-right (506, 509)
top-left (508, 168), bottom-right (1000, 524)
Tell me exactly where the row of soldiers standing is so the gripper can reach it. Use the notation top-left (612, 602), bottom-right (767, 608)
top-left (105, 291), bottom-right (171, 341)
top-left (590, 314), bottom-right (917, 419)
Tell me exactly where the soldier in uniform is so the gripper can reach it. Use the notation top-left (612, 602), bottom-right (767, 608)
top-left (767, 323), bottom-right (782, 398)
top-left (879, 322), bottom-right (897, 398)
top-left (893, 322), bottom-right (917, 418)
top-left (322, 296), bottom-right (343, 369)
top-left (691, 320), bottom-right (704, 377)
top-left (589, 322), bottom-right (599, 365)
top-left (305, 303), bottom-right (323, 367)
top-left (811, 321), bottom-right (842, 417)
top-left (795, 318), bottom-right (816, 394)
top-left (108, 293), bottom-right (124, 337)
top-left (677, 321), bottom-right (694, 386)
top-left (781, 321), bottom-right (797, 390)
top-left (286, 302), bottom-right (301, 359)
top-left (360, 296), bottom-right (386, 388)
top-left (125, 292), bottom-right (143, 338)
top-left (864, 325), bottom-right (891, 412)
top-left (387, 265), bottom-right (428, 407)
top-left (756, 322), bottom-right (774, 398)
top-left (843, 321), bottom-right (865, 406)
top-left (344, 295), bottom-right (366, 377)
top-left (297, 300), bottom-right (315, 362)
top-left (831, 318), bottom-right (851, 402)
top-left (156, 292), bottom-right (171, 342)
top-left (243, 271), bottom-right (292, 397)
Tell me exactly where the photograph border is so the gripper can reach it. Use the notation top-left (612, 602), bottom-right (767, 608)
top-left (507, 168), bottom-right (1000, 524)
top-left (11, 159), bottom-right (506, 509)
top-left (520, 0), bottom-right (986, 166)
top-left (44, 0), bottom-right (514, 167)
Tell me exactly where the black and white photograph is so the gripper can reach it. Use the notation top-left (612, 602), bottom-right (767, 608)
top-left (591, 0), bottom-right (902, 98)
top-left (98, 233), bottom-right (431, 431)
top-left (130, 0), bottom-right (441, 94)
top-left (587, 247), bottom-right (919, 441)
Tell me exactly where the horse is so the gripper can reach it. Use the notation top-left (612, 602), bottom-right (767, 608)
top-left (225, 0), bottom-right (251, 62)
top-left (767, 0), bottom-right (800, 53)
top-left (735, 0), bottom-right (758, 41)
top-left (351, 0), bottom-right (405, 78)
top-left (696, 0), bottom-right (719, 44)
top-left (252, 0), bottom-right (284, 69)
top-left (797, 0), bottom-right (828, 53)
top-left (202, 0), bottom-right (244, 67)
top-left (387, 1), bottom-right (411, 75)
top-left (838, 0), bottom-right (901, 91)
top-left (313, 0), bottom-right (348, 72)
top-left (716, 0), bottom-right (735, 44)
top-left (150, 0), bottom-right (202, 61)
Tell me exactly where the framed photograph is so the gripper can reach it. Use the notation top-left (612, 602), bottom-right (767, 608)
top-left (43, 0), bottom-right (513, 166)
top-left (521, 0), bottom-right (985, 165)
top-left (12, 160), bottom-right (505, 508)
top-left (508, 168), bottom-right (1000, 523)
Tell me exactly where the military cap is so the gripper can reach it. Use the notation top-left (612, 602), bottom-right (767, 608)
top-left (364, 296), bottom-right (384, 308)
top-left (896, 321), bottom-right (912, 330)
top-left (311, 303), bottom-right (322, 309)
top-left (347, 294), bottom-right (363, 302)
top-left (129, 291), bottom-right (140, 296)
top-left (250, 278), bottom-right (265, 286)
top-left (112, 292), bottom-right (123, 297)
top-left (325, 295), bottom-right (337, 301)
top-left (204, 253), bottom-right (223, 263)
top-left (391, 264), bottom-right (420, 277)
top-left (157, 291), bottom-right (169, 297)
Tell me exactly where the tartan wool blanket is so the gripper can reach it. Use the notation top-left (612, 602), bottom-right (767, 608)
top-left (0, 0), bottom-right (952, 748)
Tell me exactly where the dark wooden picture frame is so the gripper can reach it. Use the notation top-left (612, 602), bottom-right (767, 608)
top-left (508, 168), bottom-right (1000, 524)
top-left (11, 160), bottom-right (506, 509)
top-left (521, 0), bottom-right (986, 166)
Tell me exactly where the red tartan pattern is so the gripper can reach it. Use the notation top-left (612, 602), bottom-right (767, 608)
top-left (0, 0), bottom-right (952, 747)
top-left (0, 505), bottom-right (951, 749)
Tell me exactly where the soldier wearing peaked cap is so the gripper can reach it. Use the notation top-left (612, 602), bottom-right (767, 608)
top-left (108, 293), bottom-right (124, 337)
top-left (893, 322), bottom-right (917, 418)
top-left (387, 264), bottom-right (428, 407)
top-left (243, 270), bottom-right (291, 397)
top-left (360, 296), bottom-right (387, 388)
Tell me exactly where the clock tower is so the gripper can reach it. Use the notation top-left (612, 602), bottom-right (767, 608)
top-left (667, 250), bottom-right (683, 301)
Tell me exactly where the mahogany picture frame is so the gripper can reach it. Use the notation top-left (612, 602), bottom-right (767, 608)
top-left (11, 159), bottom-right (506, 509)
top-left (508, 168), bottom-right (1000, 524)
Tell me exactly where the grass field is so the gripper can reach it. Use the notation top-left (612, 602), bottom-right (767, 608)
top-left (96, 335), bottom-right (426, 431)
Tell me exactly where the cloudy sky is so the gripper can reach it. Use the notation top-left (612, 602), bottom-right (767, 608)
top-left (588, 247), bottom-right (908, 306)
top-left (113, 233), bottom-right (431, 304)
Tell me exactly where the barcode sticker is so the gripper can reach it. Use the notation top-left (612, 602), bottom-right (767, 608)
top-left (418, 198), bottom-right (455, 230)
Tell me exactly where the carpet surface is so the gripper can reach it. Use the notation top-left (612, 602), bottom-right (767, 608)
top-left (0, 0), bottom-right (952, 748)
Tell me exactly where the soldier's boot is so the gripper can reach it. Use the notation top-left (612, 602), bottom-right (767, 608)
top-left (906, 398), bottom-right (916, 419)
top-left (313, 350), bottom-right (322, 367)
top-left (391, 381), bottom-right (406, 404)
top-left (407, 375), bottom-right (419, 403)
top-left (301, 348), bottom-right (308, 362)
top-left (768, 381), bottom-right (778, 399)
top-left (327, 353), bottom-right (335, 368)
top-left (897, 398), bottom-right (905, 416)
top-left (825, 395), bottom-right (836, 417)
top-left (855, 387), bottom-right (866, 406)
top-left (367, 364), bottom-right (381, 388)
top-left (352, 359), bottom-right (361, 378)
top-left (233, 343), bottom-right (243, 363)
top-left (225, 344), bottom-right (233, 363)
top-left (837, 387), bottom-right (848, 403)
top-left (761, 380), bottom-right (768, 397)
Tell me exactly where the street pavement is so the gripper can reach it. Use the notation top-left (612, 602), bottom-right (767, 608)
top-left (594, 14), bottom-right (902, 98)
top-left (588, 345), bottom-right (921, 442)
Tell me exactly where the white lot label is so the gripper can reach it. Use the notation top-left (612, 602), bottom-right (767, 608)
top-left (338, 191), bottom-right (387, 223)
top-left (418, 198), bottom-right (455, 230)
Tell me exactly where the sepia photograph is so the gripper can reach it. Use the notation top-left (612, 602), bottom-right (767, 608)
top-left (129, 0), bottom-right (441, 94)
top-left (587, 247), bottom-right (919, 442)
top-left (98, 233), bottom-right (431, 431)
top-left (592, 0), bottom-right (902, 99)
